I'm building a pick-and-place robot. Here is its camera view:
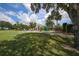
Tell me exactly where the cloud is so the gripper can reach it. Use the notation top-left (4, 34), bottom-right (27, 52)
top-left (45, 8), bottom-right (53, 19)
top-left (23, 3), bottom-right (32, 13)
top-left (37, 19), bottom-right (46, 26)
top-left (30, 13), bottom-right (38, 23)
top-left (17, 12), bottom-right (38, 25)
top-left (59, 9), bottom-right (70, 19)
top-left (23, 3), bottom-right (31, 9)
top-left (5, 11), bottom-right (17, 16)
top-left (0, 12), bottom-right (16, 24)
top-left (0, 4), bottom-right (32, 25)
top-left (16, 12), bottom-right (31, 25)
top-left (58, 18), bottom-right (72, 25)
top-left (0, 3), bottom-right (72, 26)
top-left (35, 8), bottom-right (54, 25)
top-left (58, 9), bottom-right (72, 25)
top-left (23, 4), bottom-right (48, 25)
top-left (30, 13), bottom-right (45, 26)
top-left (37, 8), bottom-right (46, 19)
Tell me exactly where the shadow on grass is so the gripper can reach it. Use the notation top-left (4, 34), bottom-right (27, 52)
top-left (50, 34), bottom-right (74, 45)
top-left (0, 33), bottom-right (79, 56)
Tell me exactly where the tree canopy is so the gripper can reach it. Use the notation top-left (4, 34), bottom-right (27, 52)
top-left (31, 3), bottom-right (79, 24)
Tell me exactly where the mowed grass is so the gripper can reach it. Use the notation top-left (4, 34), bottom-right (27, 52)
top-left (0, 31), bottom-right (79, 55)
top-left (0, 30), bottom-right (24, 41)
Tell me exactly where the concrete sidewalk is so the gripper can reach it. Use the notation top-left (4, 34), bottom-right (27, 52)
top-left (20, 30), bottom-right (74, 38)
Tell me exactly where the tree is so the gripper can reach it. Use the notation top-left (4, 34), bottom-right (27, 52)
top-left (0, 21), bottom-right (12, 30)
top-left (13, 22), bottom-right (29, 30)
top-left (57, 3), bottom-right (79, 24)
top-left (51, 10), bottom-right (61, 25)
top-left (46, 16), bottom-right (54, 30)
top-left (29, 22), bottom-right (36, 30)
top-left (63, 23), bottom-right (67, 32)
top-left (31, 3), bottom-right (79, 24)
top-left (30, 3), bottom-right (79, 48)
top-left (57, 4), bottom-right (79, 48)
top-left (31, 3), bottom-right (62, 30)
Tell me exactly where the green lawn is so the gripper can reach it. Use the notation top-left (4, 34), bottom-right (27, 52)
top-left (0, 30), bottom-right (79, 55)
top-left (0, 30), bottom-right (24, 41)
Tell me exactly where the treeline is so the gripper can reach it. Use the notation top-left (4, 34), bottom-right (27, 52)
top-left (0, 21), bottom-right (75, 32)
top-left (0, 21), bottom-right (36, 30)
top-left (0, 21), bottom-right (12, 30)
top-left (0, 21), bottom-right (54, 31)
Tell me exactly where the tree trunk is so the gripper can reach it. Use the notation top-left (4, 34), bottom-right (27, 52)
top-left (66, 4), bottom-right (79, 48)
top-left (67, 4), bottom-right (79, 24)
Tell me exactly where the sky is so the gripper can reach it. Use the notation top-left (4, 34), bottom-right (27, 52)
top-left (0, 3), bottom-right (72, 26)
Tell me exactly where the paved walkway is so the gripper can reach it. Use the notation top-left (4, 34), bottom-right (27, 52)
top-left (20, 30), bottom-right (74, 38)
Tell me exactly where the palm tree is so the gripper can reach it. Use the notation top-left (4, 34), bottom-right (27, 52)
top-left (50, 10), bottom-right (61, 26)
top-left (31, 3), bottom-right (62, 30)
top-left (29, 22), bottom-right (36, 30)
top-left (46, 16), bottom-right (54, 30)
